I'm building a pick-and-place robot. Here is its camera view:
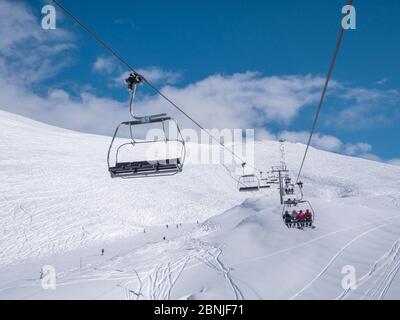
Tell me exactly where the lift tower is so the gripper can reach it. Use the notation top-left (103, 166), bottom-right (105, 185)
top-left (271, 165), bottom-right (289, 205)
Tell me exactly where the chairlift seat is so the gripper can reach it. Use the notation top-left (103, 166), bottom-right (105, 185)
top-left (109, 158), bottom-right (182, 178)
top-left (239, 186), bottom-right (260, 192)
top-left (284, 199), bottom-right (299, 206)
top-left (122, 114), bottom-right (171, 126)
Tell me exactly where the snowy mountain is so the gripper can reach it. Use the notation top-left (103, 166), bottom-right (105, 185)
top-left (1, 109), bottom-right (400, 300)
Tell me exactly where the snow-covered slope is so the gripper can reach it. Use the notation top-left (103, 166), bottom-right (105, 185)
top-left (0, 109), bottom-right (399, 300)
top-left (0, 110), bottom-right (249, 265)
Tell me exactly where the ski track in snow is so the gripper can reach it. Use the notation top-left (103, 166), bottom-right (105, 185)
top-left (336, 238), bottom-right (400, 300)
top-left (37, 237), bottom-right (239, 300)
top-left (290, 220), bottom-right (400, 300)
top-left (190, 241), bottom-right (244, 300)
top-left (361, 240), bottom-right (400, 300)
top-left (232, 214), bottom-right (400, 268)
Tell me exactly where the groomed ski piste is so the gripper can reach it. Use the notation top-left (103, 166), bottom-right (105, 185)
top-left (1, 109), bottom-right (400, 300)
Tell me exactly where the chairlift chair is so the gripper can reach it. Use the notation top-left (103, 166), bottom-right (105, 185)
top-left (268, 175), bottom-right (279, 184)
top-left (259, 172), bottom-right (271, 189)
top-left (107, 73), bottom-right (186, 179)
top-left (238, 174), bottom-right (260, 192)
top-left (284, 183), bottom-right (295, 195)
top-left (281, 181), bottom-right (315, 229)
top-left (282, 199), bottom-right (315, 229)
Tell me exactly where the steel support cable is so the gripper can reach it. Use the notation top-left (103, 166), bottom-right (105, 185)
top-left (295, 0), bottom-right (353, 183)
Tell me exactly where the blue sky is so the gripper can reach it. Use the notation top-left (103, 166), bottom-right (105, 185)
top-left (0, 0), bottom-right (399, 164)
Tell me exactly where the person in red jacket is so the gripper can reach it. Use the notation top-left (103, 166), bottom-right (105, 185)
top-left (298, 210), bottom-right (306, 228)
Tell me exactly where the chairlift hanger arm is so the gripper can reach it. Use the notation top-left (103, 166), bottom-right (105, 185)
top-left (126, 73), bottom-right (145, 119)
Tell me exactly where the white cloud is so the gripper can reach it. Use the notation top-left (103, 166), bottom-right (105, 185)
top-left (0, 0), bottom-right (41, 52)
top-left (93, 56), bottom-right (116, 74)
top-left (137, 67), bottom-right (181, 85)
top-left (377, 77), bottom-right (389, 85)
top-left (277, 131), bottom-right (384, 161)
top-left (388, 159), bottom-right (400, 166)
top-left (0, 71), bottom-right (328, 136)
top-left (255, 128), bottom-right (276, 141)
top-left (326, 87), bottom-right (400, 130)
top-left (134, 72), bottom-right (327, 131)
top-left (49, 89), bottom-right (70, 100)
top-left (0, 78), bottom-right (128, 135)
top-left (279, 131), bottom-right (343, 152)
top-left (339, 87), bottom-right (394, 103)
top-left (113, 67), bottom-right (182, 87)
top-left (344, 142), bottom-right (372, 156)
top-left (359, 153), bottom-right (381, 162)
top-left (0, 0), bottom-right (75, 85)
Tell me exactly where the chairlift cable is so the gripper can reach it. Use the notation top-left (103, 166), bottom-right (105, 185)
top-left (295, 0), bottom-right (353, 184)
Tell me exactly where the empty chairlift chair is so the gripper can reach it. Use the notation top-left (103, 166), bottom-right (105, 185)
top-left (107, 73), bottom-right (186, 179)
top-left (267, 172), bottom-right (279, 184)
top-left (259, 171), bottom-right (271, 189)
top-left (238, 174), bottom-right (260, 192)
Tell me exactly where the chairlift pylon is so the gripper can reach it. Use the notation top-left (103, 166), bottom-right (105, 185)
top-left (107, 73), bottom-right (186, 178)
